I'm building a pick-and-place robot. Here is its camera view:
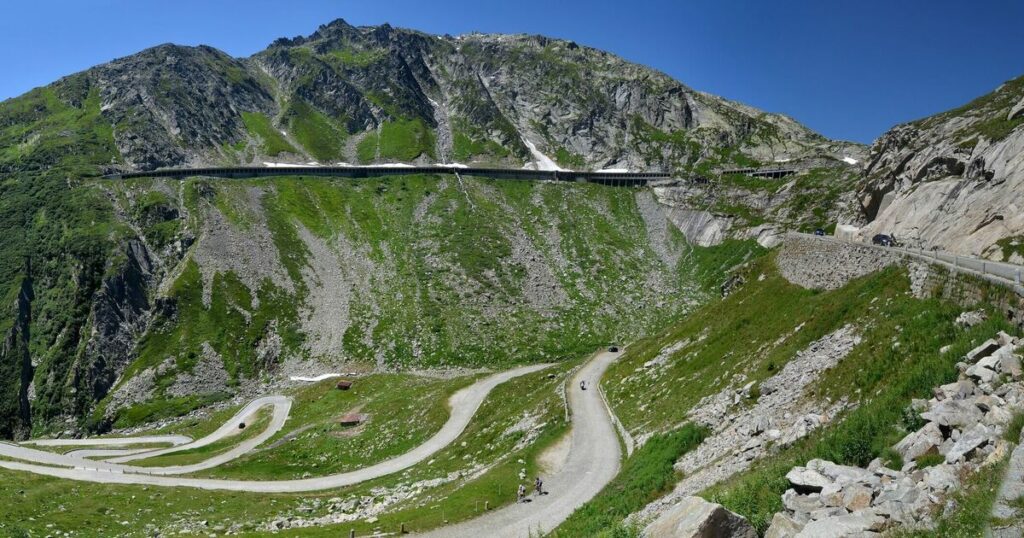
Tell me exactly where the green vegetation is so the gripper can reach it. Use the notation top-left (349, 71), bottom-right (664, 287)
top-left (357, 119), bottom-right (436, 163)
top-left (1005, 411), bottom-right (1024, 443)
top-left (283, 100), bottom-right (346, 162)
top-left (552, 424), bottom-right (708, 537)
top-left (241, 112), bottom-right (297, 156)
top-left (675, 266), bottom-right (1019, 532)
top-left (627, 116), bottom-right (700, 171)
top-left (918, 74), bottom-right (1024, 143)
top-left (554, 147), bottom-right (586, 170)
top-left (684, 239), bottom-right (764, 292)
top-left (0, 75), bottom-right (119, 170)
top-left (996, 235), bottom-right (1024, 263)
top-left (210, 374), bottom-right (472, 479)
top-left (112, 392), bottom-right (230, 430)
top-left (92, 256), bottom-right (303, 429)
top-left (324, 47), bottom-right (386, 68)
top-left (452, 131), bottom-right (511, 162)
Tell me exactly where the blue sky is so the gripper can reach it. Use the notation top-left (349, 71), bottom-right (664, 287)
top-left (2, 1), bottom-right (1022, 143)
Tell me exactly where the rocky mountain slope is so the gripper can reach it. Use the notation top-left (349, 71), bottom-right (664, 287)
top-left (858, 75), bottom-right (1024, 260)
top-left (0, 19), bottom-right (863, 439)
top-left (1, 18), bottom-right (861, 174)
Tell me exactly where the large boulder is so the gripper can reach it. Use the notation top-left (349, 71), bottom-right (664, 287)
top-left (945, 423), bottom-right (992, 463)
top-left (786, 467), bottom-right (832, 492)
top-left (920, 399), bottom-right (983, 428)
top-left (765, 512), bottom-right (804, 538)
top-left (893, 421), bottom-right (943, 461)
top-left (795, 514), bottom-right (885, 537)
top-left (646, 496), bottom-right (758, 538)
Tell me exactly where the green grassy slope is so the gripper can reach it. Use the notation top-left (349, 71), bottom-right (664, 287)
top-left (88, 174), bottom-right (708, 429)
top-left (602, 250), bottom-right (1021, 533)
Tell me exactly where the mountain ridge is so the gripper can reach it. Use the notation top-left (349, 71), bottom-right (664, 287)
top-left (1, 18), bottom-right (864, 175)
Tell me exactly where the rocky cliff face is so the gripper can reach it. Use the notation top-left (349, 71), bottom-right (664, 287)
top-left (858, 75), bottom-right (1024, 260)
top-left (0, 274), bottom-right (33, 439)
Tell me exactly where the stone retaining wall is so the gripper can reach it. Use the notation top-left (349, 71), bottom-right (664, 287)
top-left (777, 233), bottom-right (901, 290)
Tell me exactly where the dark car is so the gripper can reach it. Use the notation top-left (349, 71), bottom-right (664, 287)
top-left (814, 228), bottom-right (826, 236)
top-left (872, 234), bottom-right (896, 247)
top-left (608, 345), bottom-right (620, 353)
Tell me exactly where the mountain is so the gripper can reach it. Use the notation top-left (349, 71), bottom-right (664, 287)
top-left (857, 75), bottom-right (1024, 260)
top-left (1, 19), bottom-right (862, 175)
top-left (0, 19), bottom-right (865, 439)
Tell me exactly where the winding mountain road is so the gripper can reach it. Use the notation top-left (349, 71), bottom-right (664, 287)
top-left (2, 351), bottom-right (625, 536)
top-left (417, 349), bottom-right (623, 537)
top-left (0, 364), bottom-right (550, 492)
top-left (0, 396), bottom-right (292, 476)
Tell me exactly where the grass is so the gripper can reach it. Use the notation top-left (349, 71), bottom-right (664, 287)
top-left (551, 424), bottom-right (708, 537)
top-left (111, 392), bottom-right (230, 430)
top-left (606, 252), bottom-right (913, 436)
top-left (356, 119), bottom-right (436, 163)
top-left (241, 111), bottom-right (297, 156)
top-left (699, 282), bottom-right (1018, 532)
top-left (917, 74), bottom-right (1024, 143)
top-left (284, 100), bottom-right (345, 162)
top-left (1005, 411), bottom-right (1024, 443)
top-left (207, 374), bottom-right (472, 479)
top-left (452, 131), bottom-right (511, 162)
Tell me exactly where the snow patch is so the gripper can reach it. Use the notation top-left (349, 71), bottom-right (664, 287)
top-left (263, 162), bottom-right (318, 168)
top-left (596, 167), bottom-right (629, 173)
top-left (842, 156), bottom-right (859, 165)
top-left (521, 137), bottom-right (565, 171)
top-left (289, 374), bottom-right (344, 382)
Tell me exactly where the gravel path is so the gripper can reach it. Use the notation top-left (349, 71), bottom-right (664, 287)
top-left (416, 350), bottom-right (623, 537)
top-left (0, 365), bottom-right (549, 493)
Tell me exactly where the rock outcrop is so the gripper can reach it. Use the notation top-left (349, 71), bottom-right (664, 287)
top-left (765, 330), bottom-right (1024, 537)
top-left (646, 496), bottom-right (757, 538)
top-left (858, 75), bottom-right (1024, 260)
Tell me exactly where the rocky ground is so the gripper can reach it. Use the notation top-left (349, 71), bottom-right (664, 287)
top-left (634, 325), bottom-right (861, 525)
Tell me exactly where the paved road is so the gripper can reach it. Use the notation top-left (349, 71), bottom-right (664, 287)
top-left (0, 396), bottom-right (292, 476)
top-left (0, 364), bottom-right (550, 492)
top-left (24, 434), bottom-right (192, 447)
top-left (416, 350), bottom-right (623, 537)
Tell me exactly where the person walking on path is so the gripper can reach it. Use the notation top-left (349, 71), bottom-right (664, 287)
top-left (517, 483), bottom-right (526, 503)
top-left (534, 476), bottom-right (544, 496)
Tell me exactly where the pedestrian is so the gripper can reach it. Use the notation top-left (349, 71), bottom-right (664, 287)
top-left (517, 483), bottom-right (526, 502)
top-left (535, 476), bottom-right (544, 495)
top-left (579, 380), bottom-right (586, 390)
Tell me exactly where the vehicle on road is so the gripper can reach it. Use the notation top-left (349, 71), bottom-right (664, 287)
top-left (872, 234), bottom-right (897, 247)
top-left (814, 228), bottom-right (826, 236)
top-left (608, 345), bottom-right (619, 352)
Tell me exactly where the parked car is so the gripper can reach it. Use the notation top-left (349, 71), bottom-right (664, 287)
top-left (814, 228), bottom-right (826, 236)
top-left (608, 345), bottom-right (620, 353)
top-left (872, 234), bottom-right (896, 247)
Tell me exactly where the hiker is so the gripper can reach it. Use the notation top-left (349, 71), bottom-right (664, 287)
top-left (517, 483), bottom-right (526, 502)
top-left (579, 380), bottom-right (586, 390)
top-left (535, 476), bottom-right (544, 495)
